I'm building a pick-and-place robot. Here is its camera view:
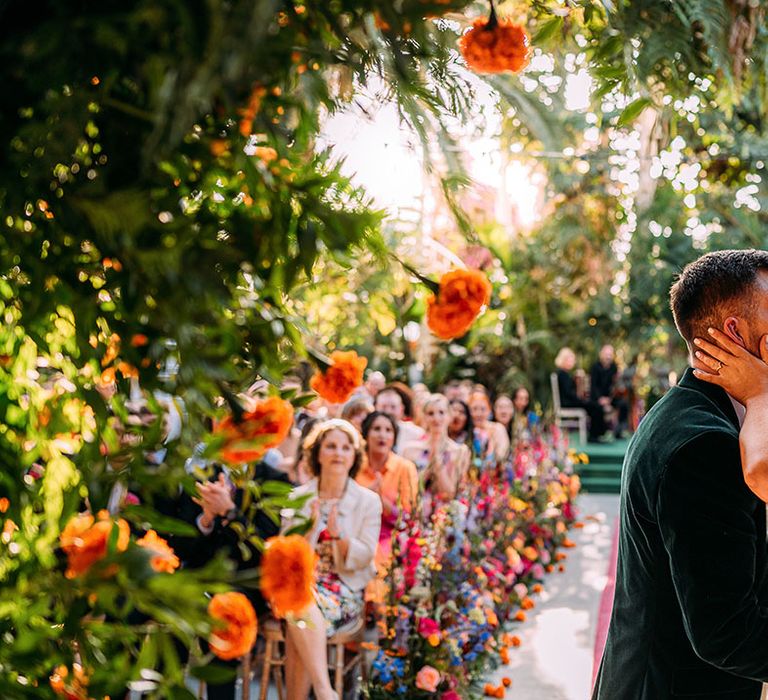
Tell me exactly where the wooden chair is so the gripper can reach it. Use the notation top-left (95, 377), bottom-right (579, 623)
top-left (259, 615), bottom-right (367, 700)
top-left (550, 372), bottom-right (588, 445)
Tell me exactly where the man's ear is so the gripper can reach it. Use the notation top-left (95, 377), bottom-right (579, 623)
top-left (723, 316), bottom-right (746, 347)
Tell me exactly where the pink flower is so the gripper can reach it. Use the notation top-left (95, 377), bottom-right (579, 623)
top-left (415, 665), bottom-right (441, 693)
top-left (531, 563), bottom-right (545, 579)
top-left (418, 617), bottom-right (440, 638)
top-left (513, 583), bottom-right (528, 599)
top-left (441, 691), bottom-right (461, 700)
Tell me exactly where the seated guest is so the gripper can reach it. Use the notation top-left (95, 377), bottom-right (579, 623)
top-left (362, 370), bottom-right (386, 402)
top-left (282, 420), bottom-right (381, 700)
top-left (357, 411), bottom-right (418, 561)
top-left (448, 399), bottom-right (475, 448)
top-left (340, 396), bottom-right (373, 434)
top-left (374, 384), bottom-right (425, 453)
top-left (589, 343), bottom-right (629, 438)
top-left (510, 386), bottom-right (539, 440)
top-left (493, 393), bottom-right (514, 438)
top-left (402, 395), bottom-right (469, 505)
top-left (180, 454), bottom-right (289, 700)
top-left (443, 380), bottom-right (463, 402)
top-left (555, 346), bottom-right (607, 442)
top-left (468, 392), bottom-right (510, 465)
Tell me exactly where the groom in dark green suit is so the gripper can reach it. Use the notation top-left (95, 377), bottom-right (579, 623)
top-left (593, 249), bottom-right (768, 699)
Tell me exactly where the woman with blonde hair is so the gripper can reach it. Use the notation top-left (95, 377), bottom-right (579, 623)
top-left (468, 391), bottom-right (510, 466)
top-left (402, 394), bottom-right (469, 503)
top-left (282, 419), bottom-right (381, 700)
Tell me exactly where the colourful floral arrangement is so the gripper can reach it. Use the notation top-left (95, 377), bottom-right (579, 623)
top-left (365, 428), bottom-right (580, 698)
top-left (310, 349), bottom-right (368, 404)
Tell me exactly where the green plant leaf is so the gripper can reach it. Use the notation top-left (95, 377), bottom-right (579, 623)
top-left (617, 97), bottom-right (653, 127)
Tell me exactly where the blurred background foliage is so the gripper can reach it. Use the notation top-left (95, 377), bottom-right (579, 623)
top-left (0, 0), bottom-right (767, 696)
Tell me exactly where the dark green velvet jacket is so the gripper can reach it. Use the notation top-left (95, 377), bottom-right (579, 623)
top-left (593, 368), bottom-right (768, 699)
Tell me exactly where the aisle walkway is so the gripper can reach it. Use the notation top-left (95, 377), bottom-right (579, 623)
top-left (483, 493), bottom-right (619, 700)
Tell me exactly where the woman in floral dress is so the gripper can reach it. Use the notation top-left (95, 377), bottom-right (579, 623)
top-left (282, 419), bottom-right (382, 700)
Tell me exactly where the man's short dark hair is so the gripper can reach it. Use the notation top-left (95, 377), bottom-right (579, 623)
top-left (670, 249), bottom-right (768, 342)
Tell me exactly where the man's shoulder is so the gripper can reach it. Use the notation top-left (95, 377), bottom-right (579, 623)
top-left (625, 385), bottom-right (739, 481)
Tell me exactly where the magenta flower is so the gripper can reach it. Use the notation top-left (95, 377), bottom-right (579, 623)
top-left (417, 617), bottom-right (440, 638)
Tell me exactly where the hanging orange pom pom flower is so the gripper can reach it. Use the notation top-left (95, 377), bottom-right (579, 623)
top-left (309, 350), bottom-right (367, 404)
top-left (260, 534), bottom-right (316, 618)
top-left (426, 269), bottom-right (492, 339)
top-left (214, 396), bottom-right (294, 466)
top-left (459, 7), bottom-right (531, 75)
top-left (208, 592), bottom-right (258, 660)
top-left (60, 510), bottom-right (130, 578)
top-left (136, 530), bottom-right (180, 573)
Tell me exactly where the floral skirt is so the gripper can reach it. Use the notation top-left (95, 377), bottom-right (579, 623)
top-left (315, 570), bottom-right (363, 637)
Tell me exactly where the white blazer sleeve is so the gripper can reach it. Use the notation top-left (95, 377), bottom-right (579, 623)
top-left (340, 491), bottom-right (381, 572)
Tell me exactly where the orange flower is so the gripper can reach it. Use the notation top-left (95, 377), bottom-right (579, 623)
top-left (130, 334), bottom-right (149, 347)
top-left (50, 663), bottom-right (91, 700)
top-left (214, 396), bottom-right (293, 465)
top-left (459, 15), bottom-right (531, 74)
top-left (0, 497), bottom-right (8, 513)
top-left (208, 592), bottom-right (257, 660)
top-left (210, 139), bottom-right (229, 157)
top-left (426, 269), bottom-right (492, 340)
top-left (514, 611), bottom-right (526, 622)
top-left (483, 683), bottom-right (506, 698)
top-left (136, 530), bottom-right (180, 573)
top-left (309, 350), bottom-right (367, 404)
top-left (60, 510), bottom-right (129, 578)
top-left (499, 645), bottom-right (510, 664)
top-left (509, 635), bottom-right (522, 647)
top-left (562, 537), bottom-right (577, 548)
top-left (502, 677), bottom-right (512, 687)
top-left (485, 608), bottom-right (499, 626)
top-left (253, 146), bottom-right (278, 162)
top-left (532, 583), bottom-right (543, 594)
top-left (260, 535), bottom-right (316, 617)
top-left (101, 333), bottom-right (120, 367)
top-left (521, 596), bottom-right (535, 610)
top-left (239, 85), bottom-right (266, 137)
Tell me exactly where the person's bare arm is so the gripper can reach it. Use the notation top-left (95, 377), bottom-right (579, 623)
top-left (693, 329), bottom-right (768, 501)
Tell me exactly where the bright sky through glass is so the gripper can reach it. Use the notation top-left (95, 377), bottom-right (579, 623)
top-left (321, 58), bottom-right (594, 229)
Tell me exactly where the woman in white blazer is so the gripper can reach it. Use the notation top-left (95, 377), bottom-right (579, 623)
top-left (281, 419), bottom-right (381, 700)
